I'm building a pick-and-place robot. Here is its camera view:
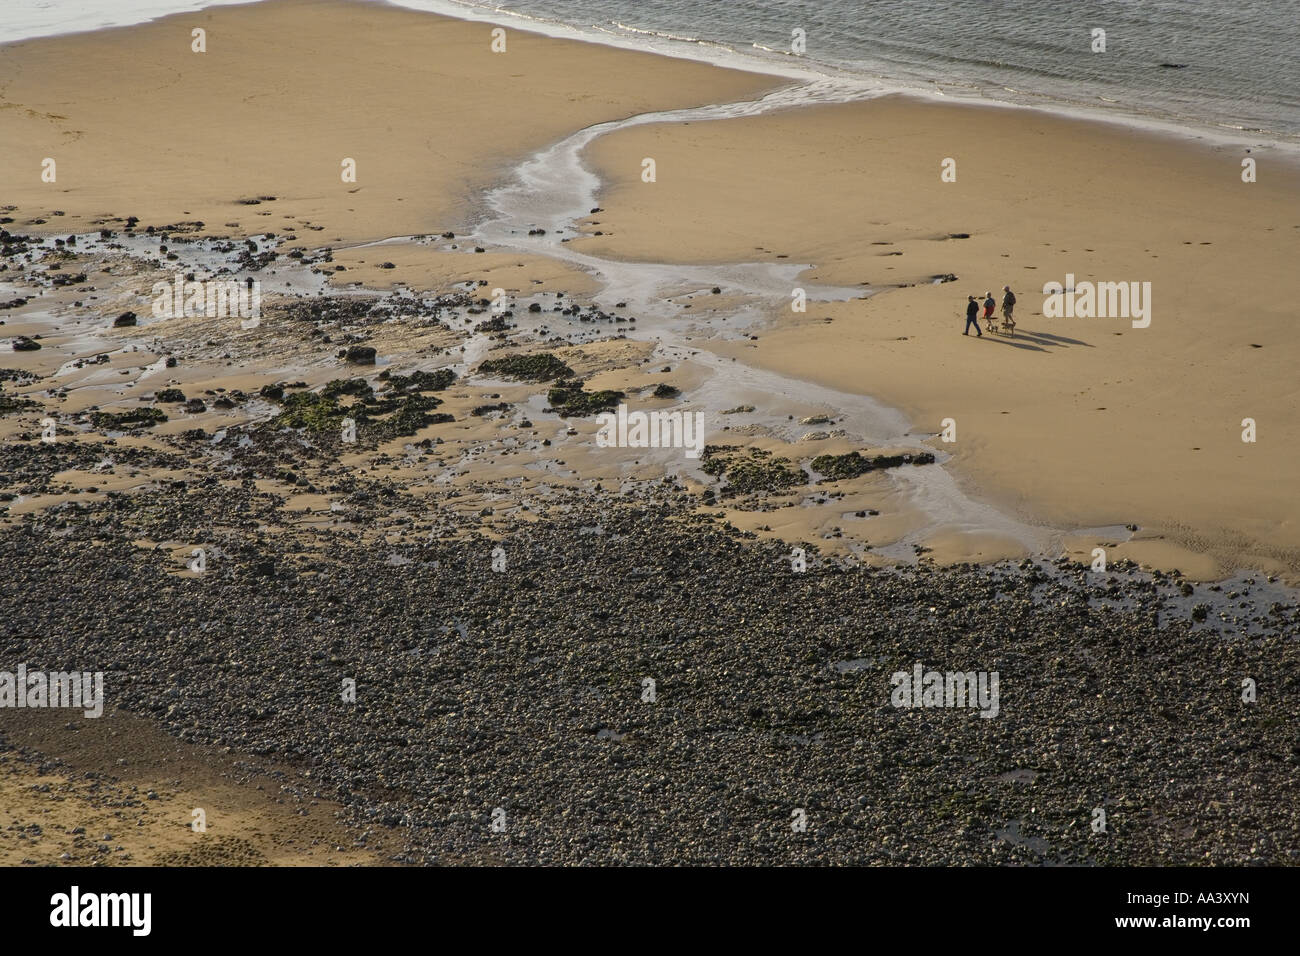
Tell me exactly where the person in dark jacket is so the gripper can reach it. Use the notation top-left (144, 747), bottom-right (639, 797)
top-left (964, 295), bottom-right (983, 336)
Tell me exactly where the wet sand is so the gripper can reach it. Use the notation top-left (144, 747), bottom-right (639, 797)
top-left (0, 709), bottom-right (401, 866)
top-left (5, 0), bottom-right (1296, 577)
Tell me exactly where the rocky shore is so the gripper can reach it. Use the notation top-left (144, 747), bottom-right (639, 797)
top-left (3, 480), bottom-right (1297, 865)
top-left (3, 218), bottom-right (1299, 866)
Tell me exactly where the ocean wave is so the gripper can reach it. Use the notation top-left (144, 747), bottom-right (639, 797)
top-left (609, 21), bottom-right (702, 43)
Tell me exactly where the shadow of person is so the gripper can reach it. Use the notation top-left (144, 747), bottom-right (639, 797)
top-left (977, 335), bottom-right (1049, 352)
top-left (1018, 329), bottom-right (1094, 347)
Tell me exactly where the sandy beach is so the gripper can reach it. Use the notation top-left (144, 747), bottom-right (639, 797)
top-left (577, 97), bottom-right (1300, 577)
top-left (2, 0), bottom-right (1298, 868)
top-left (0, 0), bottom-right (780, 241)
top-left (3, 1), bottom-right (1294, 578)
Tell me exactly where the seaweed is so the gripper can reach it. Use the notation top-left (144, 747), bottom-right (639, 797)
top-left (273, 391), bottom-right (352, 433)
top-left (546, 379), bottom-right (623, 417)
top-left (89, 407), bottom-right (167, 430)
top-left (0, 387), bottom-right (39, 415)
top-left (478, 352), bottom-right (573, 382)
top-left (701, 445), bottom-right (805, 496)
top-left (811, 451), bottom-right (936, 481)
top-left (272, 381), bottom-right (452, 440)
top-left (382, 368), bottom-right (456, 393)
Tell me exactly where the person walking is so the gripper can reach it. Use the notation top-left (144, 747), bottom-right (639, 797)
top-left (964, 295), bottom-right (983, 336)
top-left (983, 291), bottom-right (997, 332)
top-left (1001, 285), bottom-right (1016, 334)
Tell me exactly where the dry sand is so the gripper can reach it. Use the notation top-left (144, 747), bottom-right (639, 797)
top-left (577, 96), bottom-right (1300, 577)
top-left (0, 0), bottom-right (780, 241)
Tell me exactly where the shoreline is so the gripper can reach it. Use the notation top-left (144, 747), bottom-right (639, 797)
top-left (3, 0), bottom-right (1297, 156)
top-left (343, 0), bottom-right (1300, 155)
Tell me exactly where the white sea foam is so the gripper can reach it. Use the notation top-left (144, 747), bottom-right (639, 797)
top-left (0, 0), bottom-right (261, 44)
